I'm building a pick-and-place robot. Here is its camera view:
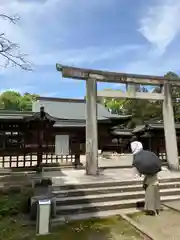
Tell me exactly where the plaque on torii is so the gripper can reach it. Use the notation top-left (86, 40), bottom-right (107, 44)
top-left (56, 63), bottom-right (180, 175)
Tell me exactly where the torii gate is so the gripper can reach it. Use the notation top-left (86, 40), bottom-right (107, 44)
top-left (56, 63), bottom-right (180, 175)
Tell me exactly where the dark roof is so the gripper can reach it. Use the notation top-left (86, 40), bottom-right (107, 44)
top-left (0, 110), bottom-right (111, 127)
top-left (132, 125), bottom-right (147, 133)
top-left (54, 121), bottom-right (85, 128)
top-left (111, 129), bottom-right (132, 136)
top-left (33, 97), bottom-right (131, 121)
top-left (110, 124), bottom-right (132, 136)
top-left (0, 97), bottom-right (130, 127)
top-left (0, 110), bottom-right (57, 122)
top-left (133, 122), bottom-right (180, 133)
top-left (0, 110), bottom-right (33, 120)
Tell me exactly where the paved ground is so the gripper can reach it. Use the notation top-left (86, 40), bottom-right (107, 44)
top-left (41, 167), bottom-right (180, 186)
top-left (164, 200), bottom-right (180, 211)
top-left (85, 154), bottom-right (134, 167)
top-left (131, 209), bottom-right (180, 240)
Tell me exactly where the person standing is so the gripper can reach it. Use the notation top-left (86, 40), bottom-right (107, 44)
top-left (130, 136), bottom-right (161, 216)
top-left (143, 174), bottom-right (161, 215)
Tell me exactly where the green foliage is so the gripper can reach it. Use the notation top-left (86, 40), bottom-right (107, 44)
top-left (0, 187), bottom-right (32, 217)
top-left (102, 88), bottom-right (129, 115)
top-left (0, 215), bottom-right (34, 240)
top-left (0, 91), bottom-right (39, 111)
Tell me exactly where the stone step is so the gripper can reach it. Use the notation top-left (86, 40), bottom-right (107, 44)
top-left (52, 208), bottom-right (140, 223)
top-left (56, 195), bottom-right (180, 216)
top-left (53, 177), bottom-right (180, 190)
top-left (52, 181), bottom-right (180, 197)
top-left (55, 188), bottom-right (180, 206)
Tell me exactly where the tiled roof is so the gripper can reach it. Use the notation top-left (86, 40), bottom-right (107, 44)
top-left (0, 110), bottom-right (33, 120)
top-left (132, 125), bottom-right (146, 133)
top-left (132, 122), bottom-right (180, 133)
top-left (33, 97), bottom-right (131, 121)
top-left (111, 129), bottom-right (133, 136)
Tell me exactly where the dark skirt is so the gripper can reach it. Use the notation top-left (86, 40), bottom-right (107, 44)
top-left (143, 174), bottom-right (161, 211)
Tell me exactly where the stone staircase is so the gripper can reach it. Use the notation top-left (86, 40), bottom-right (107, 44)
top-left (52, 177), bottom-right (180, 221)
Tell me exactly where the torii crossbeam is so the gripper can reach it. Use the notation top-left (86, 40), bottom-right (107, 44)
top-left (56, 63), bottom-right (180, 175)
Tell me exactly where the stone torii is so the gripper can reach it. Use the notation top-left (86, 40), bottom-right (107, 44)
top-left (56, 63), bottom-right (180, 175)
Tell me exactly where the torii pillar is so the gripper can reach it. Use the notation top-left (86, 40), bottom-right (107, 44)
top-left (163, 83), bottom-right (179, 170)
top-left (85, 77), bottom-right (98, 175)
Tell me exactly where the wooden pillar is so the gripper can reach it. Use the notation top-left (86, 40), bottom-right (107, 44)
top-left (86, 78), bottom-right (98, 175)
top-left (72, 140), bottom-right (81, 168)
top-left (162, 83), bottom-right (179, 169)
top-left (37, 126), bottom-right (43, 168)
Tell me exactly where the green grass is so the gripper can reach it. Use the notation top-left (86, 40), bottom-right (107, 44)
top-left (0, 215), bottom-right (35, 240)
top-left (0, 215), bottom-right (144, 240)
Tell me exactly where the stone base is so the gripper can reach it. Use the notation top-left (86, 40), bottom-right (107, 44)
top-left (30, 177), bottom-right (55, 221)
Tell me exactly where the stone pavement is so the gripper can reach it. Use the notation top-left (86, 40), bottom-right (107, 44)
top-left (41, 167), bottom-right (180, 186)
top-left (81, 154), bottom-right (134, 167)
top-left (163, 200), bottom-right (180, 212)
top-left (130, 209), bottom-right (180, 240)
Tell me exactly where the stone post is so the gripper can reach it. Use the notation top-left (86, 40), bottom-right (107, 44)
top-left (162, 83), bottom-right (179, 169)
top-left (85, 78), bottom-right (98, 175)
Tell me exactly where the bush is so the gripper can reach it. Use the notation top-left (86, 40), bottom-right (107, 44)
top-left (0, 187), bottom-right (33, 217)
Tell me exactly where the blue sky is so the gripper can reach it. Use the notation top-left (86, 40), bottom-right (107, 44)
top-left (1, 0), bottom-right (180, 98)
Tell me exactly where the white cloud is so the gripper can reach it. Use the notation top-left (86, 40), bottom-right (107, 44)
top-left (121, 0), bottom-right (180, 77)
top-left (0, 0), bottom-right (64, 53)
top-left (139, 0), bottom-right (180, 55)
top-left (0, 85), bottom-right (35, 94)
top-left (31, 44), bottom-right (141, 66)
top-left (0, 0), bottom-right (135, 72)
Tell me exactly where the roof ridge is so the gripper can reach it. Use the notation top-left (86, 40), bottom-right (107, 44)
top-left (0, 110), bottom-right (32, 114)
top-left (36, 96), bottom-right (104, 103)
top-left (37, 96), bottom-right (84, 103)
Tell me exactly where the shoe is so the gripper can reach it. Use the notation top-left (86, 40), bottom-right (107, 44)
top-left (145, 210), bottom-right (156, 216)
top-left (156, 210), bottom-right (159, 215)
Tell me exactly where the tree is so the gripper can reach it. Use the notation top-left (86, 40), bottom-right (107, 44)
top-left (0, 91), bottom-right (21, 110)
top-left (99, 88), bottom-right (127, 115)
top-left (102, 85), bottom-right (155, 128)
top-left (20, 93), bottom-right (39, 111)
top-left (121, 86), bottom-right (157, 128)
top-left (0, 14), bottom-right (31, 70)
top-left (0, 91), bottom-right (39, 111)
top-left (165, 72), bottom-right (180, 121)
top-left (153, 72), bottom-right (180, 121)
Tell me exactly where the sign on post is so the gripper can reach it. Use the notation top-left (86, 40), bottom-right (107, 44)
top-left (36, 199), bottom-right (51, 235)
